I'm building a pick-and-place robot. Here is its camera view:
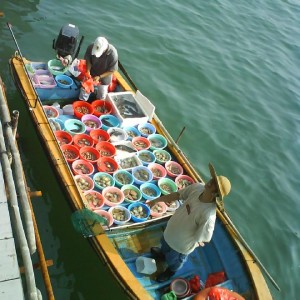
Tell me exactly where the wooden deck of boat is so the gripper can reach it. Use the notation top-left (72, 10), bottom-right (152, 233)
top-left (0, 171), bottom-right (24, 299)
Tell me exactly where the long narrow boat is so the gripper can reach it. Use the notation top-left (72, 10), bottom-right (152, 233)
top-left (9, 50), bottom-right (273, 299)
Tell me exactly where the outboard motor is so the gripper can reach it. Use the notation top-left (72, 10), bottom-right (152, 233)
top-left (53, 24), bottom-right (84, 66)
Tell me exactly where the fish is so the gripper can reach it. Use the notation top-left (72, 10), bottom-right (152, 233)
top-left (101, 118), bottom-right (114, 127)
top-left (51, 66), bottom-right (64, 71)
top-left (70, 124), bottom-right (84, 133)
top-left (110, 129), bottom-right (122, 137)
top-left (115, 144), bottom-right (136, 153)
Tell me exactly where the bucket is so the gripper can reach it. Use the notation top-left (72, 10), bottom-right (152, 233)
top-left (60, 144), bottom-right (80, 163)
top-left (90, 128), bottom-right (110, 144)
top-left (140, 182), bottom-right (161, 201)
top-left (170, 278), bottom-right (191, 299)
top-left (158, 178), bottom-right (178, 195)
top-left (135, 257), bottom-right (157, 275)
top-left (64, 119), bottom-right (86, 136)
top-left (73, 101), bottom-right (94, 119)
top-left (148, 163), bottom-right (167, 180)
top-left (74, 174), bottom-right (94, 191)
top-left (43, 105), bottom-right (59, 118)
top-left (132, 166), bottom-right (153, 185)
top-left (79, 146), bottom-right (101, 164)
top-left (73, 133), bottom-right (94, 149)
top-left (137, 122), bottom-right (156, 137)
top-left (54, 130), bottom-right (73, 146)
top-left (72, 159), bottom-right (95, 176)
top-left (91, 99), bottom-right (113, 117)
top-left (97, 157), bottom-right (119, 174)
top-left (95, 141), bottom-right (116, 157)
top-left (132, 136), bottom-right (151, 151)
top-left (81, 114), bottom-right (102, 132)
top-left (148, 134), bottom-right (168, 151)
top-left (99, 114), bottom-right (120, 131)
top-left (165, 161), bottom-right (184, 178)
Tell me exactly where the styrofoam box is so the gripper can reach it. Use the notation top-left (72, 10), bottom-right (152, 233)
top-left (115, 153), bottom-right (142, 171)
top-left (112, 140), bottom-right (137, 158)
top-left (106, 91), bottom-right (155, 127)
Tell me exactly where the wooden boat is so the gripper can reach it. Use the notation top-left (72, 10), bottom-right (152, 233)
top-left (9, 51), bottom-right (273, 299)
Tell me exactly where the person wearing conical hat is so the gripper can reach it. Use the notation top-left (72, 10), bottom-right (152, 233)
top-left (148, 163), bottom-right (231, 282)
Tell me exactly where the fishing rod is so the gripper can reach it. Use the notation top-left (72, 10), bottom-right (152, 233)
top-left (7, 22), bottom-right (41, 108)
top-left (118, 60), bottom-right (138, 92)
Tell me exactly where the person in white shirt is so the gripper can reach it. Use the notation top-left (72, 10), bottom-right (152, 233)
top-left (148, 163), bottom-right (231, 282)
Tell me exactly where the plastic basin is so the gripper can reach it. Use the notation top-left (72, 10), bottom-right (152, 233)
top-left (107, 127), bottom-right (128, 143)
top-left (132, 165), bottom-right (153, 185)
top-left (84, 190), bottom-right (105, 210)
top-left (73, 101), bottom-right (94, 119)
top-left (153, 149), bottom-right (171, 164)
top-left (72, 159), bottom-right (95, 176)
top-left (60, 144), bottom-right (79, 163)
top-left (73, 133), bottom-right (94, 149)
top-left (48, 59), bottom-right (68, 75)
top-left (121, 184), bottom-right (142, 203)
top-left (148, 134), bottom-right (168, 151)
top-left (95, 141), bottom-right (116, 157)
top-left (140, 182), bottom-right (161, 201)
top-left (54, 130), bottom-right (72, 146)
top-left (64, 119), bottom-right (86, 136)
top-left (128, 202), bottom-right (150, 223)
top-left (137, 150), bottom-right (156, 166)
top-left (74, 174), bottom-right (94, 191)
top-left (113, 170), bottom-right (134, 187)
top-left (43, 105), bottom-right (59, 118)
top-left (90, 128), bottom-right (110, 144)
top-left (79, 146), bottom-right (100, 164)
top-left (138, 122), bottom-right (156, 137)
top-left (99, 114), bottom-right (120, 131)
top-left (175, 175), bottom-right (195, 190)
top-left (81, 114), bottom-right (102, 132)
top-left (93, 209), bottom-right (114, 228)
top-left (148, 163), bottom-right (167, 180)
top-left (49, 118), bottom-right (64, 131)
top-left (108, 205), bottom-right (131, 225)
top-left (55, 74), bottom-right (74, 88)
top-left (102, 186), bottom-right (125, 207)
top-left (122, 126), bottom-right (141, 141)
top-left (132, 136), bottom-right (151, 151)
top-left (91, 99), bottom-right (113, 117)
top-left (93, 172), bottom-right (115, 190)
top-left (165, 161), bottom-right (184, 178)
top-left (97, 157), bottom-right (119, 174)
top-left (158, 178), bottom-right (178, 195)
top-left (149, 201), bottom-right (167, 218)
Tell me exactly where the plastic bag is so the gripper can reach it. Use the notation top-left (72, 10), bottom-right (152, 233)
top-left (207, 287), bottom-right (241, 300)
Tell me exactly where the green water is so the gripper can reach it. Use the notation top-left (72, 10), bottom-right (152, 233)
top-left (1, 0), bottom-right (299, 299)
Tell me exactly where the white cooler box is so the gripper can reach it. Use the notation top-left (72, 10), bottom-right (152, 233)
top-left (106, 90), bottom-right (155, 127)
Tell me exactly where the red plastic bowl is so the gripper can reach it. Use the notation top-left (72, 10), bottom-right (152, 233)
top-left (54, 130), bottom-right (73, 146)
top-left (60, 144), bottom-right (80, 163)
top-left (73, 101), bottom-right (94, 119)
top-left (148, 163), bottom-right (167, 180)
top-left (95, 141), bottom-right (116, 157)
top-left (72, 159), bottom-right (95, 176)
top-left (73, 133), bottom-right (94, 149)
top-left (79, 146), bottom-right (101, 164)
top-left (91, 100), bottom-right (113, 117)
top-left (90, 128), bottom-right (110, 144)
top-left (132, 136), bottom-right (151, 151)
top-left (97, 157), bottom-right (119, 174)
top-left (83, 190), bottom-right (105, 210)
